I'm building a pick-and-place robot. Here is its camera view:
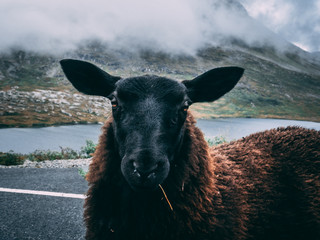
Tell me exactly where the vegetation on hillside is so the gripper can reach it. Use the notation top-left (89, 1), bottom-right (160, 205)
top-left (0, 43), bottom-right (320, 128)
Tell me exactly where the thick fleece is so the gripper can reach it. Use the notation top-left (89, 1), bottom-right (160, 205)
top-left (84, 114), bottom-right (320, 240)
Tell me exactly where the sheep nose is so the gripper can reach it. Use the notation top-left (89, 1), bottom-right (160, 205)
top-left (132, 161), bottom-right (158, 180)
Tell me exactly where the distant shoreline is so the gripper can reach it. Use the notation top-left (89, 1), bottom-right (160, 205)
top-left (1, 115), bottom-right (320, 129)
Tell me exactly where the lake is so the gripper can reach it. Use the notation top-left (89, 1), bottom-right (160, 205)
top-left (0, 118), bottom-right (320, 154)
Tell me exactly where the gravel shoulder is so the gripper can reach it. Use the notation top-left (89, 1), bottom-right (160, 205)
top-left (0, 158), bottom-right (91, 169)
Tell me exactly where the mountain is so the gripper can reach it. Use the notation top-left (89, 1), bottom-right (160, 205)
top-left (311, 52), bottom-right (320, 61)
top-left (0, 0), bottom-right (319, 127)
top-left (0, 41), bottom-right (319, 128)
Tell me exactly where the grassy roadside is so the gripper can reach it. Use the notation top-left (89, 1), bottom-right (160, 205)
top-left (0, 140), bottom-right (97, 166)
top-left (0, 137), bottom-right (228, 166)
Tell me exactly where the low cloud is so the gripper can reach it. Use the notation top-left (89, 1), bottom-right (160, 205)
top-left (240, 0), bottom-right (320, 52)
top-left (0, 0), bottom-right (298, 55)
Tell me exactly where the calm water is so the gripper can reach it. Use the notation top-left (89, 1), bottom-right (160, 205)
top-left (0, 118), bottom-right (320, 154)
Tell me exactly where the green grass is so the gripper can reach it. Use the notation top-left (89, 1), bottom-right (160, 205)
top-left (0, 151), bottom-right (25, 166)
top-left (206, 136), bottom-right (228, 146)
top-left (78, 168), bottom-right (88, 179)
top-left (1, 46), bottom-right (320, 128)
top-left (0, 140), bottom-right (97, 166)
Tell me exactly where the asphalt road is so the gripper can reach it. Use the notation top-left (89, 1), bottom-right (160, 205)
top-left (0, 168), bottom-right (88, 240)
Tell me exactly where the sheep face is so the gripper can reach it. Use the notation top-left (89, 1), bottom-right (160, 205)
top-left (110, 76), bottom-right (190, 191)
top-left (60, 59), bottom-right (244, 192)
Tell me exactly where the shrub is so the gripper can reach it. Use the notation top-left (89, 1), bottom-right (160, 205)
top-left (60, 147), bottom-right (80, 159)
top-left (80, 140), bottom-right (97, 158)
top-left (0, 139), bottom-right (97, 166)
top-left (0, 151), bottom-right (26, 166)
top-left (27, 149), bottom-right (62, 161)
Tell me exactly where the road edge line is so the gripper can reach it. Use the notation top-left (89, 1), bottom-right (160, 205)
top-left (0, 187), bottom-right (86, 199)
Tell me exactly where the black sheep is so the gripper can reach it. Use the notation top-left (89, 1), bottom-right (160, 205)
top-left (61, 59), bottom-right (320, 240)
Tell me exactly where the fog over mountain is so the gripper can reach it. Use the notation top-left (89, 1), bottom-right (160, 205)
top-left (0, 0), bottom-right (299, 55)
top-left (240, 0), bottom-right (320, 52)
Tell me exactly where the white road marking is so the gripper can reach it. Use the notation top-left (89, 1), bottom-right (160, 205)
top-left (0, 187), bottom-right (86, 199)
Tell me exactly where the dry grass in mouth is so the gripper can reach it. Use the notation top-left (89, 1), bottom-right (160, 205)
top-left (159, 184), bottom-right (173, 211)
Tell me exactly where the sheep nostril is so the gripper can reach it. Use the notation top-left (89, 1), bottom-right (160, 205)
top-left (147, 172), bottom-right (156, 180)
top-left (133, 168), bottom-right (141, 178)
top-left (132, 161), bottom-right (159, 180)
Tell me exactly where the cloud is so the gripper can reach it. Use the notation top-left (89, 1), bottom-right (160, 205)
top-left (239, 0), bottom-right (294, 31)
top-left (0, 0), bottom-right (297, 55)
top-left (240, 0), bottom-right (320, 52)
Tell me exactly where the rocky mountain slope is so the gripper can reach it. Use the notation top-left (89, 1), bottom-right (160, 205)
top-left (0, 41), bottom-right (319, 128)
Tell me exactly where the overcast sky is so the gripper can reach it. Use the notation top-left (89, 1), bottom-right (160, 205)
top-left (0, 0), bottom-right (319, 54)
top-left (240, 0), bottom-right (320, 52)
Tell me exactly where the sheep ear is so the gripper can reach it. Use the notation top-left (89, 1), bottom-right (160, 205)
top-left (60, 59), bottom-right (121, 97)
top-left (182, 67), bottom-right (244, 103)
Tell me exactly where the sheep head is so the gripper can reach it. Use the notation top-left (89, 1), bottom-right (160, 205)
top-left (60, 59), bottom-right (244, 192)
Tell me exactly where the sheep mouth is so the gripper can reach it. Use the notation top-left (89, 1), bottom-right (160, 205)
top-left (124, 171), bottom-right (169, 192)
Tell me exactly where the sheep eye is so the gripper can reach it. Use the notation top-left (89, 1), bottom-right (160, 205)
top-left (110, 96), bottom-right (118, 109)
top-left (181, 101), bottom-right (189, 112)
